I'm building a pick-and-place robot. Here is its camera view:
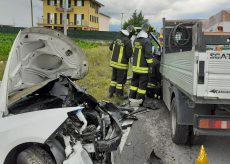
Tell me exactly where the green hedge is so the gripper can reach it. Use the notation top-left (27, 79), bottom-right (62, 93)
top-left (68, 30), bottom-right (118, 40)
top-left (0, 26), bottom-right (24, 34)
top-left (0, 26), bottom-right (118, 41)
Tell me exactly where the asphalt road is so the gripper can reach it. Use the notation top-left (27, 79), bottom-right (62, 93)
top-left (120, 100), bottom-right (230, 164)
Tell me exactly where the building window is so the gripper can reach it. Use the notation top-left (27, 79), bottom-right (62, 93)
top-left (59, 0), bottom-right (71, 7)
top-left (74, 14), bottom-right (84, 25)
top-left (95, 6), bottom-right (98, 13)
top-left (90, 2), bottom-right (96, 8)
top-left (47, 13), bottom-right (56, 24)
top-left (75, 0), bottom-right (84, 6)
top-left (90, 16), bottom-right (98, 23)
top-left (68, 0), bottom-right (71, 8)
top-left (47, 0), bottom-right (57, 6)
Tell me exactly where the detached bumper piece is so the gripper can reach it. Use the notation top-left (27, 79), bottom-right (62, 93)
top-left (95, 103), bottom-right (123, 152)
top-left (194, 115), bottom-right (230, 136)
top-left (95, 134), bottom-right (122, 152)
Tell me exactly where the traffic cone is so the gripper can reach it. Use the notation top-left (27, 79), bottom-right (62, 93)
top-left (196, 145), bottom-right (208, 164)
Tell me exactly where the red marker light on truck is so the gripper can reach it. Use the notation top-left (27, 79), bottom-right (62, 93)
top-left (199, 119), bottom-right (230, 129)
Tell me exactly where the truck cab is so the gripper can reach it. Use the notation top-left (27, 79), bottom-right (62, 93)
top-left (161, 18), bottom-right (230, 145)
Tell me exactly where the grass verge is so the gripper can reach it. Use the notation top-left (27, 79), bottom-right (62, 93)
top-left (77, 46), bottom-right (113, 101)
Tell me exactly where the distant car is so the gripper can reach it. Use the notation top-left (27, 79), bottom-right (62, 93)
top-left (0, 28), bottom-right (122, 164)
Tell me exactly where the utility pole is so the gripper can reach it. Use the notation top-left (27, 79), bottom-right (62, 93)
top-left (30, 0), bottom-right (34, 27)
top-left (63, 0), bottom-right (68, 35)
top-left (121, 13), bottom-right (124, 30)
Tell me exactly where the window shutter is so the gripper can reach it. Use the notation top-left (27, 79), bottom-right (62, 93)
top-left (82, 14), bottom-right (84, 20)
top-left (47, 13), bottom-right (50, 24)
top-left (82, 0), bottom-right (84, 6)
top-left (54, 0), bottom-right (57, 5)
top-left (74, 14), bottom-right (76, 25)
top-left (60, 0), bottom-right (63, 6)
top-left (60, 13), bottom-right (63, 24)
top-left (68, 0), bottom-right (71, 8)
top-left (54, 13), bottom-right (57, 24)
top-left (47, 0), bottom-right (50, 5)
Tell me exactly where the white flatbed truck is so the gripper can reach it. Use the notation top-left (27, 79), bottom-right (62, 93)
top-left (161, 18), bottom-right (230, 144)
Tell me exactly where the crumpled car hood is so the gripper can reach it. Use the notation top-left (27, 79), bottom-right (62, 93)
top-left (0, 27), bottom-right (88, 116)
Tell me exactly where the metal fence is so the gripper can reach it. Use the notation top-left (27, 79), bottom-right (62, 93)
top-left (0, 26), bottom-right (118, 41)
top-left (0, 26), bottom-right (24, 34)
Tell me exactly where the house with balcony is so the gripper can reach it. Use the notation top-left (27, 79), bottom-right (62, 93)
top-left (38, 0), bottom-right (104, 30)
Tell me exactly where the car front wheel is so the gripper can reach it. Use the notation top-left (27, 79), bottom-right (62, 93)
top-left (17, 145), bottom-right (55, 164)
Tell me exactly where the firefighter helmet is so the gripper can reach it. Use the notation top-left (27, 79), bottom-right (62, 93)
top-left (142, 22), bottom-right (154, 34)
top-left (126, 25), bottom-right (136, 36)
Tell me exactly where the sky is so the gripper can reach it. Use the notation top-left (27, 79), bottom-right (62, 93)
top-left (0, 0), bottom-right (229, 31)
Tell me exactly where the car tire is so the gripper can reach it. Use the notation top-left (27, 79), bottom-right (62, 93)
top-left (170, 98), bottom-right (189, 145)
top-left (17, 145), bottom-right (55, 164)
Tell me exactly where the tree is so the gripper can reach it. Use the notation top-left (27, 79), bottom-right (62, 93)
top-left (123, 10), bottom-right (147, 29)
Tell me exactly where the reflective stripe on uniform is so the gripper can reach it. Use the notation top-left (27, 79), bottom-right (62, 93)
top-left (116, 83), bottom-right (123, 89)
top-left (110, 81), bottom-right (117, 87)
top-left (137, 46), bottom-right (142, 68)
top-left (110, 61), bottom-right (128, 70)
top-left (110, 39), bottom-right (127, 69)
top-left (147, 83), bottom-right (157, 88)
top-left (118, 46), bottom-right (124, 63)
top-left (132, 66), bottom-right (148, 73)
top-left (146, 58), bottom-right (153, 64)
top-left (137, 88), bottom-right (146, 94)
top-left (133, 44), bottom-right (149, 73)
top-left (130, 86), bottom-right (138, 91)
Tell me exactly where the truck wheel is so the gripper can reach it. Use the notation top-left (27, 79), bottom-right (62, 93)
top-left (17, 145), bottom-right (55, 164)
top-left (170, 98), bottom-right (189, 145)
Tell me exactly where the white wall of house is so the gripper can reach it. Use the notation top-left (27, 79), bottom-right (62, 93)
top-left (205, 21), bottom-right (230, 32)
top-left (99, 13), bottom-right (110, 31)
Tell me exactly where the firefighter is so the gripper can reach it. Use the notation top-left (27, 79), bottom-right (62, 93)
top-left (147, 32), bottom-right (162, 99)
top-left (108, 25), bottom-right (135, 98)
top-left (129, 23), bottom-right (154, 103)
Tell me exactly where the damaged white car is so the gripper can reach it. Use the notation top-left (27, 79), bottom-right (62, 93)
top-left (0, 28), bottom-right (123, 164)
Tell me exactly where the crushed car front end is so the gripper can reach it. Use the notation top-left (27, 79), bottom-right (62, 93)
top-left (0, 28), bottom-right (123, 164)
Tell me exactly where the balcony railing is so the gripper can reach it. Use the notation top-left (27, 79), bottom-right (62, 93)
top-left (37, 18), bottom-right (89, 27)
top-left (56, 7), bottom-right (74, 12)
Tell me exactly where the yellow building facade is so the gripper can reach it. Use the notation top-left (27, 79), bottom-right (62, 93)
top-left (38, 0), bottom-right (103, 30)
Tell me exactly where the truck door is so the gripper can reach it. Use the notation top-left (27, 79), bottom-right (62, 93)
top-left (197, 43), bottom-right (230, 99)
